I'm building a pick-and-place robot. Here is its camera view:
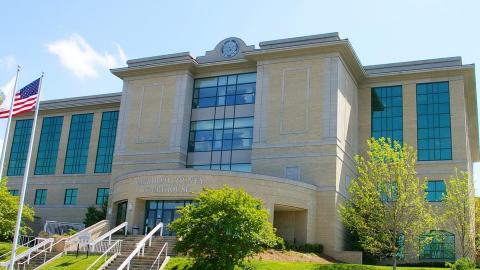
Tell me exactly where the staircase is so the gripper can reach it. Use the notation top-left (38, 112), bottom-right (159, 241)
top-left (15, 246), bottom-right (63, 270)
top-left (103, 235), bottom-right (177, 270)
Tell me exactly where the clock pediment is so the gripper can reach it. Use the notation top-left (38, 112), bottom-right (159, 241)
top-left (196, 37), bottom-right (254, 64)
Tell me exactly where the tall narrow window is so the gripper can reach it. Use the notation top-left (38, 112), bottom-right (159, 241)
top-left (371, 86), bottom-right (403, 144)
top-left (34, 189), bottom-right (47, 205)
top-left (64, 113), bottom-right (93, 174)
top-left (95, 111), bottom-right (119, 173)
top-left (7, 119), bottom-right (33, 176)
top-left (35, 116), bottom-right (63, 175)
top-left (416, 82), bottom-right (452, 161)
top-left (64, 188), bottom-right (78, 205)
top-left (96, 188), bottom-right (109, 205)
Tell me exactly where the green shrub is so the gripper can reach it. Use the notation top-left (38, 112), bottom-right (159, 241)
top-left (169, 186), bottom-right (281, 270)
top-left (64, 229), bottom-right (78, 236)
top-left (83, 204), bottom-right (106, 227)
top-left (0, 178), bottom-right (34, 241)
top-left (446, 257), bottom-right (476, 270)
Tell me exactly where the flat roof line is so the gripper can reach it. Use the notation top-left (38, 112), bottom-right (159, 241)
top-left (364, 57), bottom-right (463, 75)
top-left (259, 32), bottom-right (341, 49)
top-left (126, 52), bottom-right (196, 68)
top-left (40, 92), bottom-right (121, 110)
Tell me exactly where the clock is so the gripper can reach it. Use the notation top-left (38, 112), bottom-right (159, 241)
top-left (221, 39), bottom-right (239, 58)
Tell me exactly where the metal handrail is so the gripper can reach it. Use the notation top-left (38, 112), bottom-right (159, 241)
top-left (149, 242), bottom-right (168, 270)
top-left (16, 238), bottom-right (66, 270)
top-left (44, 220), bottom-right (85, 235)
top-left (89, 222), bottom-right (128, 252)
top-left (3, 238), bottom-right (53, 268)
top-left (86, 240), bottom-right (122, 270)
top-left (64, 220), bottom-right (109, 252)
top-left (0, 235), bottom-right (38, 262)
top-left (117, 222), bottom-right (164, 270)
top-left (66, 220), bottom-right (107, 240)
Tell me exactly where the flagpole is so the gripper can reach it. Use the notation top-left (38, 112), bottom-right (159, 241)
top-left (8, 73), bottom-right (44, 270)
top-left (0, 66), bottom-right (21, 182)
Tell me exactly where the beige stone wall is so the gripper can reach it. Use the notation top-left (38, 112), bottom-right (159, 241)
top-left (111, 71), bottom-right (194, 179)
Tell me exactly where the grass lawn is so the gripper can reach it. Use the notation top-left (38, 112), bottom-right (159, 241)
top-left (165, 257), bottom-right (447, 270)
top-left (37, 254), bottom-right (106, 270)
top-left (0, 242), bottom-right (29, 262)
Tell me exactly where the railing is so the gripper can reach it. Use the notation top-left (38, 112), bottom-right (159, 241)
top-left (89, 222), bottom-right (128, 252)
top-left (0, 235), bottom-right (38, 264)
top-left (0, 238), bottom-right (53, 268)
top-left (86, 240), bottom-right (122, 270)
top-left (117, 222), bottom-right (164, 270)
top-left (149, 242), bottom-right (168, 270)
top-left (19, 235), bottom-right (37, 247)
top-left (16, 238), bottom-right (66, 270)
top-left (64, 220), bottom-right (109, 253)
top-left (44, 220), bottom-right (85, 235)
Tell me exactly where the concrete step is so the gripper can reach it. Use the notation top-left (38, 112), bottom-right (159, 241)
top-left (103, 236), bottom-right (177, 270)
top-left (15, 249), bottom-right (62, 270)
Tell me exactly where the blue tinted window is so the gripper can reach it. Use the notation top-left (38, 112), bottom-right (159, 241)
top-left (64, 188), bottom-right (78, 205)
top-left (371, 86), bottom-right (403, 144)
top-left (426, 180), bottom-right (446, 202)
top-left (9, 189), bottom-right (19, 196)
top-left (192, 73), bottom-right (256, 109)
top-left (34, 189), bottom-right (47, 205)
top-left (95, 111), bottom-right (119, 173)
top-left (35, 116), bottom-right (63, 175)
top-left (419, 231), bottom-right (455, 260)
top-left (7, 119), bottom-right (33, 176)
top-left (64, 113), bottom-right (93, 174)
top-left (416, 82), bottom-right (452, 161)
top-left (96, 188), bottom-right (109, 205)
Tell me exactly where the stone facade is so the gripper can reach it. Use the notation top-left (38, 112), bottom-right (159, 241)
top-left (2, 33), bottom-right (477, 264)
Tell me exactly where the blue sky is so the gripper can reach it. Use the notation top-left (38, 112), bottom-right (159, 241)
top-left (1, 0), bottom-right (479, 192)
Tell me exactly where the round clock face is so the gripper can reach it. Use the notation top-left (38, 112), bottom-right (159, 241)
top-left (222, 39), bottom-right (239, 58)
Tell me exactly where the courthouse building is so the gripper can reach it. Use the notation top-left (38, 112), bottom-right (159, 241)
top-left (2, 33), bottom-right (478, 262)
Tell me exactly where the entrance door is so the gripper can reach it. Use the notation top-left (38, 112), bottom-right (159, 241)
top-left (144, 200), bottom-right (192, 236)
top-left (161, 209), bottom-right (175, 236)
top-left (116, 201), bottom-right (127, 226)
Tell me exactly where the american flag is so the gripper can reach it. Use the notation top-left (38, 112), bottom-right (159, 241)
top-left (0, 78), bottom-right (40, 118)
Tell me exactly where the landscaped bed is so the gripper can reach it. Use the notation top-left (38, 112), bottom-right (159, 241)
top-left (165, 257), bottom-right (447, 270)
top-left (37, 254), bottom-right (105, 270)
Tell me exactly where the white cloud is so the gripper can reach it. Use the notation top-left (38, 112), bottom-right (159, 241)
top-left (0, 55), bottom-right (16, 70)
top-left (47, 34), bottom-right (127, 79)
top-left (114, 43), bottom-right (128, 65)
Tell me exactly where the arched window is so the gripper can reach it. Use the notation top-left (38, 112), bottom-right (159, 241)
top-left (419, 230), bottom-right (455, 261)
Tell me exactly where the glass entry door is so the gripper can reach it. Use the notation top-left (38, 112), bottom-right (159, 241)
top-left (144, 200), bottom-right (191, 236)
top-left (116, 201), bottom-right (127, 226)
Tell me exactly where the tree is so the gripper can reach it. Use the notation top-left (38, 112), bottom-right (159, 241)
top-left (442, 169), bottom-right (475, 259)
top-left (0, 178), bottom-right (34, 241)
top-left (340, 138), bottom-right (434, 269)
top-left (83, 203), bottom-right (107, 227)
top-left (169, 186), bottom-right (281, 270)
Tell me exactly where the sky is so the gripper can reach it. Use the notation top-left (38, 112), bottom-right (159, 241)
top-left (0, 0), bottom-right (479, 192)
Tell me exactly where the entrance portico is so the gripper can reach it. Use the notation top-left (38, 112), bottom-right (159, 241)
top-left (109, 169), bottom-right (319, 239)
